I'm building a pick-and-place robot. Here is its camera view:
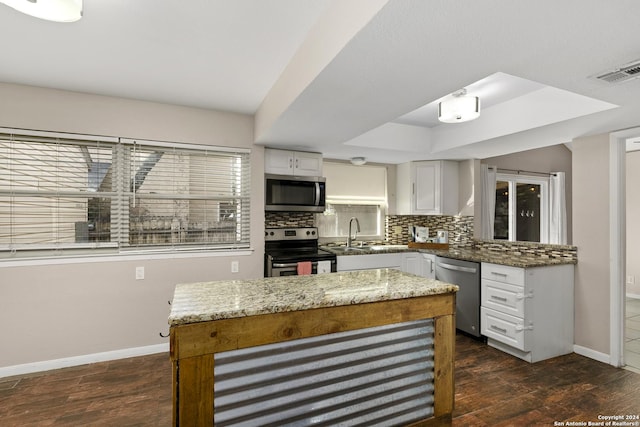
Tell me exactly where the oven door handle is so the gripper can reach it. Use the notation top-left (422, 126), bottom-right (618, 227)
top-left (272, 261), bottom-right (319, 268)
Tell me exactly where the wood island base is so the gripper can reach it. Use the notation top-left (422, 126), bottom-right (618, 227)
top-left (170, 292), bottom-right (456, 426)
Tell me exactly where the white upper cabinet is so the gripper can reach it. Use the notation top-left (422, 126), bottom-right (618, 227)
top-left (396, 160), bottom-right (459, 215)
top-left (265, 149), bottom-right (323, 176)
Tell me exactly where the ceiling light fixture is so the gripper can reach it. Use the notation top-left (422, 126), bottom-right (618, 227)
top-left (438, 88), bottom-right (480, 123)
top-left (0, 0), bottom-right (83, 23)
top-left (350, 157), bottom-right (366, 166)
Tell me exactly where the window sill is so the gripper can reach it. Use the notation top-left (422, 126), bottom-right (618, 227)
top-left (0, 248), bottom-right (255, 267)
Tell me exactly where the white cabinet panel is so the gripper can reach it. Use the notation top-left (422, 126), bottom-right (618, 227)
top-left (337, 253), bottom-right (402, 272)
top-left (293, 151), bottom-right (323, 176)
top-left (265, 149), bottom-right (294, 175)
top-left (401, 252), bottom-right (421, 276)
top-left (396, 161), bottom-right (458, 215)
top-left (414, 162), bottom-right (439, 213)
top-left (481, 263), bottom-right (525, 286)
top-left (481, 279), bottom-right (527, 318)
top-left (481, 307), bottom-right (530, 352)
top-left (401, 252), bottom-right (436, 279)
top-left (265, 149), bottom-right (322, 176)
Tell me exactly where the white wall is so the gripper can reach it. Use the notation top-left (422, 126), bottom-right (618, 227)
top-left (627, 151), bottom-right (640, 297)
top-left (572, 133), bottom-right (610, 355)
top-left (0, 83), bottom-right (265, 371)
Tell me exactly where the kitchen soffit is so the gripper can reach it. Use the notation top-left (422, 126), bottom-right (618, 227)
top-left (1, 1), bottom-right (639, 163)
top-left (340, 72), bottom-right (618, 161)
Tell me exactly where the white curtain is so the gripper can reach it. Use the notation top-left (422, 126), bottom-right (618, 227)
top-left (549, 171), bottom-right (567, 244)
top-left (480, 164), bottom-right (497, 239)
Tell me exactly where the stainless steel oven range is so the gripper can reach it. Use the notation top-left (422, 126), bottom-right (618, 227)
top-left (264, 227), bottom-right (337, 277)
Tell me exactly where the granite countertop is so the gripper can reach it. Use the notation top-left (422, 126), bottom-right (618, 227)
top-left (321, 245), bottom-right (576, 268)
top-left (168, 269), bottom-right (458, 327)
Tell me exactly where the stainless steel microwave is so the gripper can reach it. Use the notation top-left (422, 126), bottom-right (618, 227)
top-left (265, 174), bottom-right (326, 212)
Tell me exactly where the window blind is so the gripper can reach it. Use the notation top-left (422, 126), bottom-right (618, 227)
top-left (323, 162), bottom-right (387, 204)
top-left (0, 129), bottom-right (250, 257)
top-left (119, 139), bottom-right (251, 251)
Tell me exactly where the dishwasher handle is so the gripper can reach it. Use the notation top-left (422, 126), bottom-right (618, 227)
top-left (437, 261), bottom-right (477, 274)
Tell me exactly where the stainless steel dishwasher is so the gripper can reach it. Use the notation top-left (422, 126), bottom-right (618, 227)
top-left (435, 256), bottom-right (480, 337)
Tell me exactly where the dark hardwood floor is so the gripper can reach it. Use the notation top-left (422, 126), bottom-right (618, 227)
top-left (1, 334), bottom-right (639, 426)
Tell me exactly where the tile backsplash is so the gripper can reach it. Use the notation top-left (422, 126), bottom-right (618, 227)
top-left (263, 212), bottom-right (577, 262)
top-left (386, 215), bottom-right (474, 247)
top-left (265, 212), bottom-right (475, 247)
top-left (265, 212), bottom-right (315, 228)
top-left (472, 239), bottom-right (577, 263)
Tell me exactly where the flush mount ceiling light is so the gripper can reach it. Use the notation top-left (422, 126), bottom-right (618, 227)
top-left (0, 0), bottom-right (83, 22)
top-left (438, 88), bottom-right (480, 123)
top-left (350, 157), bottom-right (367, 166)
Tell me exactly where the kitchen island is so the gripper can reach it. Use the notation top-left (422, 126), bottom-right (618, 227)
top-left (169, 269), bottom-right (458, 426)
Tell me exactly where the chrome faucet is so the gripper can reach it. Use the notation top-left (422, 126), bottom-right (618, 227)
top-left (347, 217), bottom-right (360, 247)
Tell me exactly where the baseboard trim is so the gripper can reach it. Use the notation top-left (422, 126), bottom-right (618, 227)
top-left (573, 344), bottom-right (610, 365)
top-left (0, 343), bottom-right (169, 379)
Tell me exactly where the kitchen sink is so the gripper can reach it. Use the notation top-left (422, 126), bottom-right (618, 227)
top-left (359, 245), bottom-right (408, 251)
top-left (327, 246), bottom-right (365, 253)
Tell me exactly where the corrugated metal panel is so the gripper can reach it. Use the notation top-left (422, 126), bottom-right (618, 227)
top-left (214, 319), bottom-right (435, 426)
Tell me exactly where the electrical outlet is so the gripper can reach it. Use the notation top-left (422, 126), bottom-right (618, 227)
top-left (136, 266), bottom-right (145, 280)
top-left (628, 275), bottom-right (636, 285)
top-left (231, 261), bottom-right (239, 273)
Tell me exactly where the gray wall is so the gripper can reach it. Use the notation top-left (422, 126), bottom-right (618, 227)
top-left (0, 83), bottom-right (265, 369)
top-left (482, 144), bottom-right (573, 244)
top-left (572, 133), bottom-right (610, 355)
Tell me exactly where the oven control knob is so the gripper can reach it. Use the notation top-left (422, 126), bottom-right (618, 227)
top-left (270, 231), bottom-right (275, 236)
top-left (306, 231), bottom-right (310, 235)
top-left (312, 230), bottom-right (316, 235)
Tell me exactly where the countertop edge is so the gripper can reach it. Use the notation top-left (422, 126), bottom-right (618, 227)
top-left (168, 269), bottom-right (458, 327)
top-left (321, 246), bottom-right (577, 268)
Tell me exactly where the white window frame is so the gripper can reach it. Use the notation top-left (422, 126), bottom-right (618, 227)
top-left (495, 173), bottom-right (549, 243)
top-left (0, 128), bottom-right (251, 259)
top-left (317, 200), bottom-right (387, 242)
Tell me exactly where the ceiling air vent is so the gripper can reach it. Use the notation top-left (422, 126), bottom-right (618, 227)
top-left (592, 59), bottom-right (640, 84)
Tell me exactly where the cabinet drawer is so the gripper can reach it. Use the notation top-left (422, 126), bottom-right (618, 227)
top-left (481, 263), bottom-right (525, 285)
top-left (481, 307), bottom-right (531, 351)
top-left (481, 279), bottom-right (527, 318)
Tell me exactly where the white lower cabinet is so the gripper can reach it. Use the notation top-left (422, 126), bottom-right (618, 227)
top-left (480, 262), bottom-right (574, 363)
top-left (337, 253), bottom-right (402, 272)
top-left (337, 252), bottom-right (436, 277)
top-left (401, 252), bottom-right (436, 279)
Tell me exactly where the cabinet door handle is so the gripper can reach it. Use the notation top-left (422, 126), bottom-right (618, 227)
top-left (491, 272), bottom-right (508, 277)
top-left (515, 324), bottom-right (533, 332)
top-left (491, 295), bottom-right (508, 302)
top-left (490, 325), bottom-right (507, 334)
top-left (516, 292), bottom-right (534, 300)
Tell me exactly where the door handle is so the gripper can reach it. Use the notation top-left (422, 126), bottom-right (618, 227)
top-left (438, 262), bottom-right (477, 274)
top-left (516, 291), bottom-right (534, 300)
top-left (490, 325), bottom-right (507, 334)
